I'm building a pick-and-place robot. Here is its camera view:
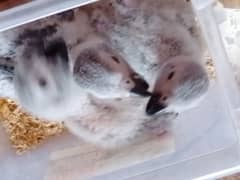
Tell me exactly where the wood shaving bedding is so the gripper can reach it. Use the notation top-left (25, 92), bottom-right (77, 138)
top-left (205, 56), bottom-right (216, 80)
top-left (0, 98), bottom-right (65, 154)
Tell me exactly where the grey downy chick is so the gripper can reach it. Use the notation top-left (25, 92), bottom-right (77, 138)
top-left (146, 55), bottom-right (209, 115)
top-left (13, 29), bottom-right (80, 120)
top-left (54, 9), bottom-right (150, 98)
top-left (70, 35), bottom-right (150, 98)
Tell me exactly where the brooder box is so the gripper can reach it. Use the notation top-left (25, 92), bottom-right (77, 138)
top-left (0, 0), bottom-right (240, 180)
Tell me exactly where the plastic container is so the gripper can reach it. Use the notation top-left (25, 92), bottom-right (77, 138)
top-left (0, 0), bottom-right (98, 32)
top-left (1, 0), bottom-right (240, 179)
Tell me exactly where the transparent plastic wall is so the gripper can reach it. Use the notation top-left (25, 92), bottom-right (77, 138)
top-left (192, 0), bottom-right (240, 110)
top-left (0, 1), bottom-right (240, 180)
top-left (0, 0), bottom-right (99, 32)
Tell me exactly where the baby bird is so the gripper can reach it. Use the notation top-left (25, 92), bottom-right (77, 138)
top-left (70, 34), bottom-right (150, 98)
top-left (146, 55), bottom-right (209, 115)
top-left (55, 8), bottom-right (150, 98)
top-left (13, 28), bottom-right (79, 120)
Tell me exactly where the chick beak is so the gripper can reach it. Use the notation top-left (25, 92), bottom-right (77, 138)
top-left (130, 76), bottom-right (151, 97)
top-left (146, 94), bottom-right (167, 115)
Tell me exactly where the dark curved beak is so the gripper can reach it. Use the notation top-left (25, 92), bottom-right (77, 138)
top-left (146, 94), bottom-right (167, 115)
top-left (130, 76), bottom-right (151, 97)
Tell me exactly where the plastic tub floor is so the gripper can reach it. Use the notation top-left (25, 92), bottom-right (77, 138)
top-left (0, 80), bottom-right (238, 180)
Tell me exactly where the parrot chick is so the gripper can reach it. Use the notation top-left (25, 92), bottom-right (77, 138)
top-left (146, 55), bottom-right (209, 115)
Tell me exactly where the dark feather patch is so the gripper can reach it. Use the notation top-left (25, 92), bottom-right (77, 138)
top-left (44, 38), bottom-right (69, 68)
top-left (15, 25), bottom-right (58, 46)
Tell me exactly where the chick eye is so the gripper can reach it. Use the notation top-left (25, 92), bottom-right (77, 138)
top-left (38, 77), bottom-right (47, 88)
top-left (167, 71), bottom-right (175, 80)
top-left (162, 96), bottom-right (167, 101)
top-left (111, 56), bottom-right (120, 64)
top-left (126, 80), bottom-right (131, 84)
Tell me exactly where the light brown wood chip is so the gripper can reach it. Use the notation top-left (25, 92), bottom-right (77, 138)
top-left (0, 98), bottom-right (65, 154)
top-left (205, 56), bottom-right (217, 80)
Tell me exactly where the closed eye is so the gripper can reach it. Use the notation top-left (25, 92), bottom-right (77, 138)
top-left (126, 80), bottom-right (130, 84)
top-left (38, 77), bottom-right (47, 88)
